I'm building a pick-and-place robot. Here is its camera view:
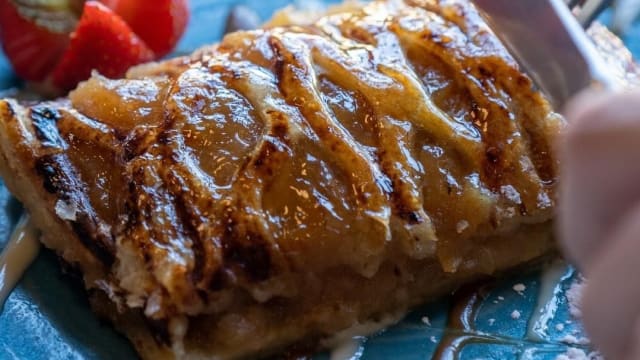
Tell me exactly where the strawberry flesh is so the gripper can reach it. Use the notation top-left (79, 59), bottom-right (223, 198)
top-left (105, 0), bottom-right (189, 57)
top-left (0, 0), bottom-right (72, 81)
top-left (51, 1), bottom-right (154, 91)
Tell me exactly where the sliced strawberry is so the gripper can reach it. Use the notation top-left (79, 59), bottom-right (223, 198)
top-left (0, 0), bottom-right (76, 81)
top-left (104, 0), bottom-right (189, 57)
top-left (51, 1), bottom-right (154, 91)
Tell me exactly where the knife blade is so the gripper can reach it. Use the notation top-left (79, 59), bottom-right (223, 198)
top-left (472, 0), bottom-right (619, 109)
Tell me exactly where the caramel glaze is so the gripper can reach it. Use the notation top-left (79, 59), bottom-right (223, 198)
top-left (433, 283), bottom-right (492, 359)
top-left (0, 215), bottom-right (40, 310)
top-left (0, 0), bottom-right (563, 357)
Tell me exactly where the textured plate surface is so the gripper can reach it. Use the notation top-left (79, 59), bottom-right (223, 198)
top-left (0, 1), bottom-right (636, 359)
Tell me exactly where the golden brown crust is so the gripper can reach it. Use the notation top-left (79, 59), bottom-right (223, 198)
top-left (0, 0), bottom-right (567, 358)
top-left (93, 223), bottom-right (555, 359)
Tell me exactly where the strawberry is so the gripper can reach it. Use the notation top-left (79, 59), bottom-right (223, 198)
top-left (50, 1), bottom-right (154, 91)
top-left (0, 0), bottom-right (188, 90)
top-left (104, 0), bottom-right (189, 57)
top-left (0, 0), bottom-right (77, 81)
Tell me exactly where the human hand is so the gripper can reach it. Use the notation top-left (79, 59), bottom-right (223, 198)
top-left (560, 89), bottom-right (640, 360)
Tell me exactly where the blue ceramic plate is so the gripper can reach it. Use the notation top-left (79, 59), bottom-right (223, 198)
top-left (0, 2), bottom-right (635, 359)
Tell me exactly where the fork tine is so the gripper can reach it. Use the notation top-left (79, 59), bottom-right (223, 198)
top-left (612, 0), bottom-right (640, 34)
top-left (565, 0), bottom-right (583, 8)
top-left (575, 0), bottom-right (614, 27)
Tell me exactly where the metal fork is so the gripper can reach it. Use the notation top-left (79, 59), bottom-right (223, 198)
top-left (473, 0), bottom-right (621, 109)
top-left (569, 0), bottom-right (640, 34)
top-left (565, 0), bottom-right (614, 27)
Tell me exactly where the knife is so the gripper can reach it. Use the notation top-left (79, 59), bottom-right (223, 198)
top-left (472, 0), bottom-right (620, 109)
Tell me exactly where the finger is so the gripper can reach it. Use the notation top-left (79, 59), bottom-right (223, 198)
top-left (581, 202), bottom-right (640, 359)
top-left (625, 323), bottom-right (640, 360)
top-left (559, 89), bottom-right (640, 270)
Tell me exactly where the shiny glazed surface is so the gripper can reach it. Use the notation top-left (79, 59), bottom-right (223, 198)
top-left (79, 0), bottom-right (558, 310)
top-left (0, 0), bottom-right (563, 357)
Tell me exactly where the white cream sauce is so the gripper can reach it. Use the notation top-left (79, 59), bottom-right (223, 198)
top-left (330, 336), bottom-right (365, 360)
top-left (526, 260), bottom-right (574, 340)
top-left (0, 215), bottom-right (41, 310)
top-left (325, 311), bottom-right (406, 360)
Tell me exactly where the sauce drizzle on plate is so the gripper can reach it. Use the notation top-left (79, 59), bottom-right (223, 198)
top-left (433, 283), bottom-right (493, 359)
top-left (0, 214), bottom-right (40, 310)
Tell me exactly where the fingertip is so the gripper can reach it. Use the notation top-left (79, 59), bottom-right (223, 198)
top-left (558, 89), bottom-right (640, 270)
top-left (563, 89), bottom-right (640, 137)
top-left (579, 203), bottom-right (640, 359)
top-left (563, 89), bottom-right (610, 124)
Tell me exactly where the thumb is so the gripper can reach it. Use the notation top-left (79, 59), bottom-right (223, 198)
top-left (559, 89), bottom-right (640, 271)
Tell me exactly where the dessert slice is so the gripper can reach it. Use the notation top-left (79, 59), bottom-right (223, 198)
top-left (0, 0), bottom-right (569, 358)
